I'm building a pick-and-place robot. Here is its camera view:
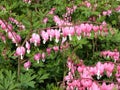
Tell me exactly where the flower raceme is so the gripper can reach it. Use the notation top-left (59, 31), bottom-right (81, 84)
top-left (64, 58), bottom-right (118, 90)
top-left (9, 17), bottom-right (25, 30)
top-left (0, 17), bottom-right (110, 46)
top-left (0, 19), bottom-right (13, 32)
top-left (101, 50), bottom-right (120, 62)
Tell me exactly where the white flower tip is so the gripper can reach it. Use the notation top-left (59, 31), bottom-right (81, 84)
top-left (77, 36), bottom-right (81, 40)
top-left (3, 41), bottom-right (6, 43)
top-left (42, 59), bottom-right (45, 62)
top-left (34, 42), bottom-right (37, 46)
top-left (55, 38), bottom-right (59, 43)
top-left (16, 43), bottom-right (18, 46)
top-left (50, 37), bottom-right (52, 41)
top-left (43, 40), bottom-right (46, 44)
top-left (37, 60), bottom-right (39, 63)
top-left (27, 50), bottom-right (30, 54)
top-left (21, 54), bottom-right (23, 60)
top-left (62, 37), bottom-right (67, 43)
top-left (26, 68), bottom-right (29, 71)
top-left (107, 55), bottom-right (109, 58)
top-left (69, 35), bottom-right (72, 41)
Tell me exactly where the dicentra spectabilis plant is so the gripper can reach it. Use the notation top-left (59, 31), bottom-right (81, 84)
top-left (0, 0), bottom-right (120, 89)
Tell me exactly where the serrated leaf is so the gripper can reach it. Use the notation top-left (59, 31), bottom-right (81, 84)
top-left (26, 81), bottom-right (35, 88)
top-left (39, 74), bottom-right (49, 80)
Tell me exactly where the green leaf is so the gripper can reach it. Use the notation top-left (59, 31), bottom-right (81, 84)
top-left (39, 74), bottom-right (49, 80)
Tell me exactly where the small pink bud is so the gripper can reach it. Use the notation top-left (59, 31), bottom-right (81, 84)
top-left (46, 48), bottom-right (52, 55)
top-left (53, 46), bottom-right (59, 52)
top-left (43, 17), bottom-right (48, 24)
top-left (103, 11), bottom-right (107, 16)
top-left (42, 52), bottom-right (46, 62)
top-left (1, 35), bottom-right (6, 43)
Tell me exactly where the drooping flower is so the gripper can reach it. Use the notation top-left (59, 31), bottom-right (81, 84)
top-left (46, 47), bottom-right (52, 55)
top-left (81, 78), bottom-right (92, 88)
top-left (41, 31), bottom-right (49, 44)
top-left (89, 82), bottom-right (100, 90)
top-left (54, 29), bottom-right (60, 43)
top-left (30, 33), bottom-right (40, 46)
top-left (61, 27), bottom-right (69, 43)
top-left (16, 46), bottom-right (26, 59)
top-left (41, 52), bottom-right (46, 62)
top-left (100, 82), bottom-right (114, 90)
top-left (75, 25), bottom-right (82, 40)
top-left (96, 62), bottom-right (104, 79)
top-left (25, 41), bottom-right (31, 54)
top-left (104, 62), bottom-right (114, 77)
top-left (8, 31), bottom-right (21, 46)
top-left (34, 53), bottom-right (41, 63)
top-left (47, 29), bottom-right (55, 41)
top-left (0, 34), bottom-right (6, 43)
top-left (53, 46), bottom-right (59, 52)
top-left (24, 61), bottom-right (31, 70)
top-left (43, 17), bottom-right (48, 24)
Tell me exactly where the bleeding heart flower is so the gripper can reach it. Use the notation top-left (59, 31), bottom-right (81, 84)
top-left (34, 53), bottom-right (41, 63)
top-left (46, 47), bottom-right (52, 55)
top-left (101, 82), bottom-right (114, 90)
top-left (25, 41), bottom-right (30, 54)
top-left (64, 72), bottom-right (73, 82)
top-left (41, 52), bottom-right (46, 62)
top-left (54, 29), bottom-right (60, 43)
top-left (30, 33), bottom-right (40, 46)
top-left (104, 62), bottom-right (114, 77)
top-left (75, 25), bottom-right (82, 40)
top-left (0, 35), bottom-right (6, 43)
top-left (77, 65), bottom-right (85, 73)
top-left (24, 61), bottom-right (31, 70)
top-left (89, 82), bottom-right (100, 90)
top-left (96, 62), bottom-right (104, 79)
top-left (8, 31), bottom-right (21, 46)
top-left (47, 29), bottom-right (55, 41)
top-left (16, 46), bottom-right (26, 59)
top-left (53, 46), bottom-right (59, 52)
top-left (81, 78), bottom-right (92, 88)
top-left (43, 17), bottom-right (48, 24)
top-left (68, 27), bottom-right (75, 41)
top-left (41, 31), bottom-right (49, 44)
